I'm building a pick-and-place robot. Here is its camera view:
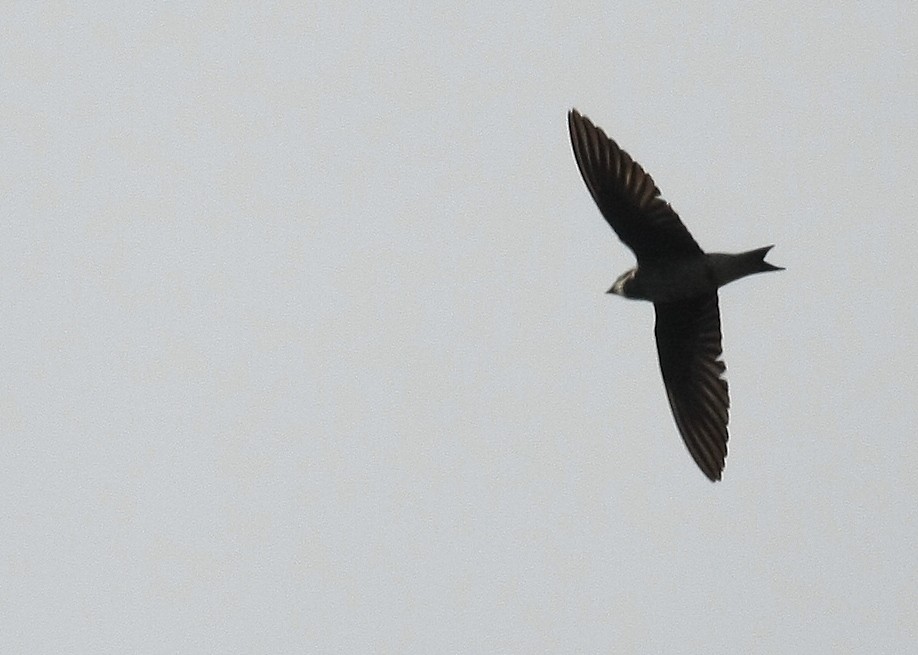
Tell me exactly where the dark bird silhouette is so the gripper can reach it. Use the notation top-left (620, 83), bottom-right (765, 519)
top-left (567, 108), bottom-right (782, 481)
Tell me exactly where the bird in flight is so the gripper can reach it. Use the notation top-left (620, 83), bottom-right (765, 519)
top-left (567, 108), bottom-right (782, 481)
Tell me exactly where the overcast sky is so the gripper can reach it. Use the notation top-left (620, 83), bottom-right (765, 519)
top-left (3, 3), bottom-right (917, 653)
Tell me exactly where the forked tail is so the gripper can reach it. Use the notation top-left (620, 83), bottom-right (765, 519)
top-left (711, 246), bottom-right (783, 287)
top-left (742, 245), bottom-right (784, 273)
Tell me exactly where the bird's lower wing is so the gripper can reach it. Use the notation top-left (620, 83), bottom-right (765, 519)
top-left (653, 294), bottom-right (729, 481)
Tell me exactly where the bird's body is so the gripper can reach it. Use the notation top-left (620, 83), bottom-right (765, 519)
top-left (567, 108), bottom-right (782, 481)
top-left (613, 248), bottom-right (780, 302)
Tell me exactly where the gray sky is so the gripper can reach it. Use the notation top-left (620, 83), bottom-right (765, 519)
top-left (3, 3), bottom-right (917, 652)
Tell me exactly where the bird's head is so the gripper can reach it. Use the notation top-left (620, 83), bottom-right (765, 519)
top-left (607, 268), bottom-right (638, 298)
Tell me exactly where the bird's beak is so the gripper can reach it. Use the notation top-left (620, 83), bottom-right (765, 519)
top-left (606, 285), bottom-right (616, 294)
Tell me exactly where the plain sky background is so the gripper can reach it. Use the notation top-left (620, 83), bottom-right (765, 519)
top-left (2, 3), bottom-right (917, 653)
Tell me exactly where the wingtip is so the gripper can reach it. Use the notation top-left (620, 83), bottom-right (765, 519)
top-left (567, 108), bottom-right (580, 128)
top-left (699, 464), bottom-right (724, 482)
top-left (699, 460), bottom-right (724, 482)
top-left (568, 107), bottom-right (589, 126)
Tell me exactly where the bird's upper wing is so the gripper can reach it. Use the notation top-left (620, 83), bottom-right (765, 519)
top-left (653, 293), bottom-right (729, 481)
top-left (568, 109), bottom-right (703, 261)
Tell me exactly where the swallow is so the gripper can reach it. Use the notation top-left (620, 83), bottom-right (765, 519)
top-left (567, 108), bottom-right (782, 481)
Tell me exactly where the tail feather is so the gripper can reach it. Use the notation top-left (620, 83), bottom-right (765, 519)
top-left (712, 246), bottom-right (783, 287)
top-left (745, 245), bottom-right (784, 273)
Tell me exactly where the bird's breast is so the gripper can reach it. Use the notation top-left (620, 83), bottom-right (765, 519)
top-left (628, 258), bottom-right (716, 303)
